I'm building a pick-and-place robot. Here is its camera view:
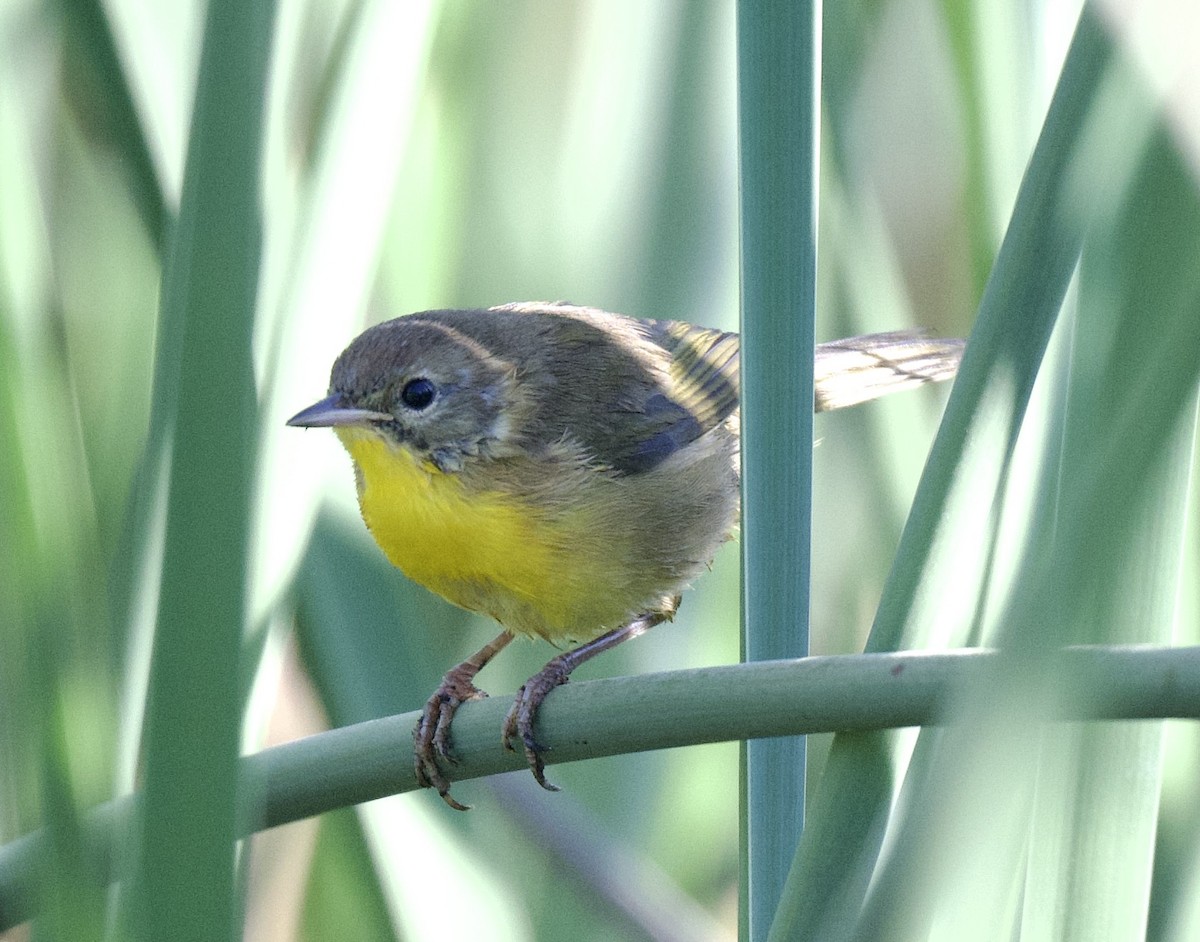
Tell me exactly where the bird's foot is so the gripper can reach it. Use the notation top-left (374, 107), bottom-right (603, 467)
top-left (413, 665), bottom-right (489, 811)
top-left (501, 658), bottom-right (573, 792)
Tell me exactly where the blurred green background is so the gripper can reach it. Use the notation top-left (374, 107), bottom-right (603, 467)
top-left (2, 1), bottom-right (1199, 940)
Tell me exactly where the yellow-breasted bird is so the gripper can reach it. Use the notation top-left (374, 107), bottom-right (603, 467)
top-left (288, 301), bottom-right (963, 809)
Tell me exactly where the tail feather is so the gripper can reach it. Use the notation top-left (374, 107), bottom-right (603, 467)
top-left (814, 331), bottom-right (965, 413)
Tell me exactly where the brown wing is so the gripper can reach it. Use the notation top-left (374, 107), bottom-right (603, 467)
top-left (469, 306), bottom-right (961, 472)
top-left (648, 323), bottom-right (962, 416)
top-left (646, 319), bottom-right (741, 431)
top-left (637, 324), bottom-right (962, 457)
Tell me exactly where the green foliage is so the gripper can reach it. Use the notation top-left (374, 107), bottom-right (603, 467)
top-left (1, 1), bottom-right (1198, 940)
top-left (738, 2), bottom-right (819, 935)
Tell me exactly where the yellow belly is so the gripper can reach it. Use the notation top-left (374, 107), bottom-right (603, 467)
top-left (335, 429), bottom-right (610, 640)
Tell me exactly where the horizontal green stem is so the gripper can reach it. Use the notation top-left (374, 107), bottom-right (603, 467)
top-left (2, 645), bottom-right (1199, 929)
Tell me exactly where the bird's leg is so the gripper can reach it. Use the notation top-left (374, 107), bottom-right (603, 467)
top-left (503, 610), bottom-right (669, 791)
top-left (414, 631), bottom-right (513, 810)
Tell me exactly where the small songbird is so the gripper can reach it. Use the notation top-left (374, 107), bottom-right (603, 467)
top-left (288, 302), bottom-right (963, 808)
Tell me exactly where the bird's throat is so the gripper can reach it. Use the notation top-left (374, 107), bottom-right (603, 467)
top-left (334, 428), bottom-right (575, 635)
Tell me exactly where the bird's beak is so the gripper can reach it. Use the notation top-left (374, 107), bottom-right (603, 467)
top-left (286, 395), bottom-right (392, 428)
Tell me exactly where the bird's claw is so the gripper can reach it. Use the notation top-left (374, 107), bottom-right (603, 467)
top-left (502, 662), bottom-right (572, 792)
top-left (413, 672), bottom-right (488, 811)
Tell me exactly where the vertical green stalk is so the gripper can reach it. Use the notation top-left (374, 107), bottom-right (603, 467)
top-left (131, 1), bottom-right (274, 939)
top-left (939, 0), bottom-right (997, 299)
top-left (737, 2), bottom-right (820, 940)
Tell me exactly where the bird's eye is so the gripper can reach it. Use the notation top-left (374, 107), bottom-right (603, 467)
top-left (400, 377), bottom-right (437, 410)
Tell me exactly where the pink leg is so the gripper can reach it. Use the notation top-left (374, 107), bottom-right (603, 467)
top-left (414, 631), bottom-right (513, 810)
top-left (502, 611), bottom-right (668, 791)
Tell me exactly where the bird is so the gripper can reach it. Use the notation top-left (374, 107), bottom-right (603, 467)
top-left (288, 301), bottom-right (964, 808)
